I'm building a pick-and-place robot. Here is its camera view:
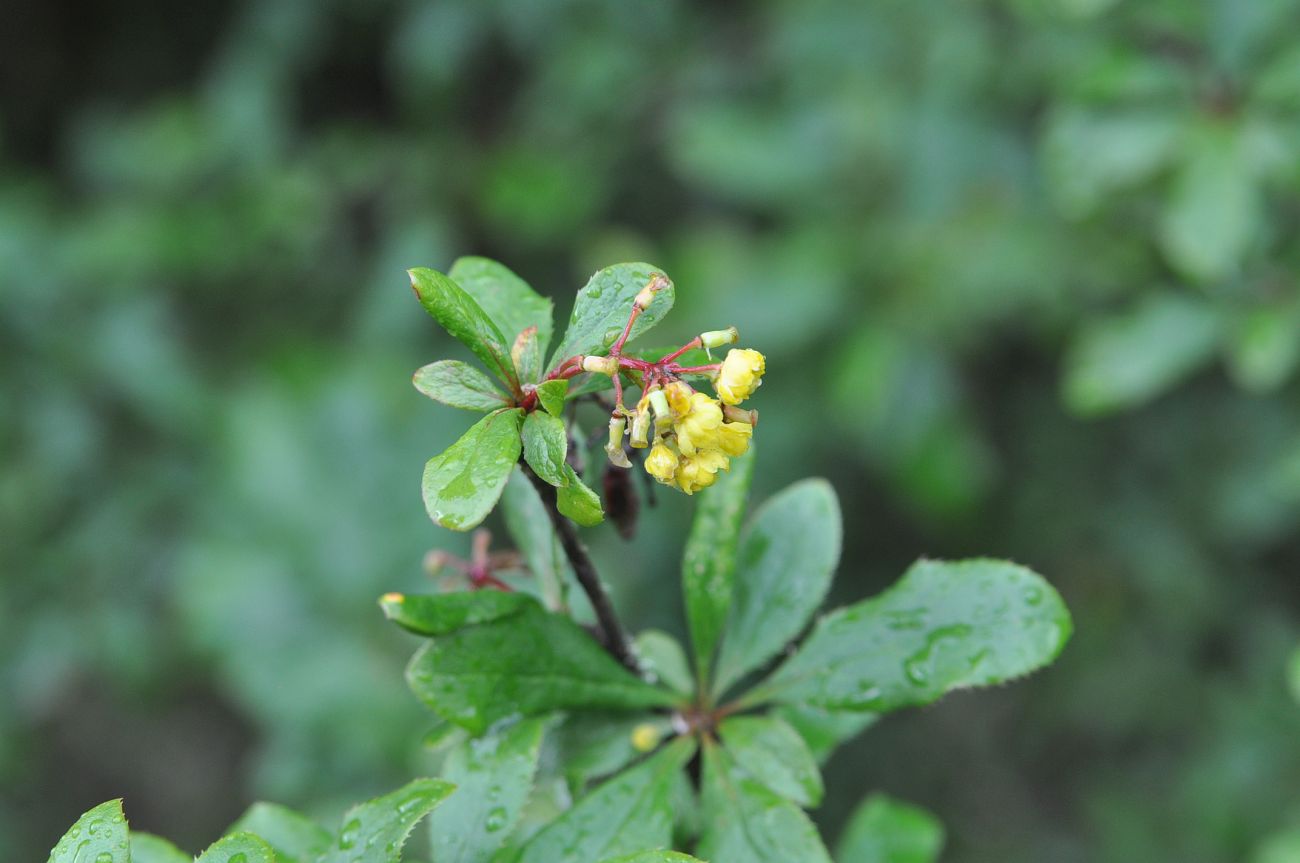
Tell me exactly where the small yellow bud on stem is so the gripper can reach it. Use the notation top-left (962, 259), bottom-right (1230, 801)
top-left (699, 326), bottom-right (739, 349)
top-left (582, 355), bottom-right (619, 376)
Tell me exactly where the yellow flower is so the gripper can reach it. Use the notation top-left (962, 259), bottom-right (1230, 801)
top-left (717, 421), bottom-right (752, 457)
top-left (675, 392), bottom-right (723, 456)
top-left (645, 442), bottom-right (680, 485)
top-left (715, 348), bottom-right (766, 406)
top-left (676, 448), bottom-right (729, 495)
top-left (663, 381), bottom-right (693, 416)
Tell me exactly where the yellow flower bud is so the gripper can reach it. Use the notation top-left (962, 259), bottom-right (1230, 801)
top-left (675, 392), bottom-right (723, 457)
top-left (717, 421), bottom-right (752, 457)
top-left (676, 449), bottom-right (729, 495)
top-left (645, 442), bottom-right (680, 485)
top-left (700, 326), bottom-right (739, 349)
top-left (714, 348), bottom-right (766, 406)
top-left (582, 355), bottom-right (619, 375)
top-left (630, 723), bottom-right (661, 752)
top-left (663, 381), bottom-right (693, 417)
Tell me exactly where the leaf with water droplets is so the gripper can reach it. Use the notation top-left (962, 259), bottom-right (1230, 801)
top-left (422, 408), bottom-right (524, 531)
top-left (556, 464), bottom-right (604, 526)
top-left (522, 411), bottom-right (569, 488)
top-left (448, 257), bottom-right (553, 384)
top-left (380, 591), bottom-right (535, 637)
top-left (515, 738), bottom-right (696, 863)
top-left (598, 853), bottom-right (706, 863)
top-left (413, 360), bottom-right (511, 412)
top-left (834, 794), bottom-right (944, 863)
top-left (409, 267), bottom-right (520, 391)
top-left (552, 711), bottom-right (668, 793)
top-left (774, 703), bottom-right (878, 764)
top-left (713, 478), bottom-right (841, 697)
top-left (548, 263), bottom-right (675, 371)
top-left (747, 559), bottom-right (1072, 714)
top-left (534, 379), bottom-right (569, 418)
top-left (697, 743), bottom-right (832, 863)
top-left (427, 717), bottom-right (547, 863)
top-left (717, 715), bottom-right (824, 807)
top-left (405, 598), bottom-right (676, 734)
top-left (317, 779), bottom-right (455, 863)
top-left (195, 833), bottom-right (276, 863)
top-left (634, 630), bottom-right (695, 697)
top-left (681, 448), bottom-right (754, 689)
top-left (47, 800), bottom-right (129, 863)
top-left (227, 802), bottom-right (331, 863)
top-left (131, 833), bottom-right (190, 863)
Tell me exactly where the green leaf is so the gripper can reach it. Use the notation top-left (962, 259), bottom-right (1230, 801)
top-left (1288, 645), bottom-right (1300, 705)
top-left (381, 591), bottom-right (534, 636)
top-left (317, 779), bottom-right (456, 863)
top-left (428, 717), bottom-right (548, 863)
top-left (448, 256), bottom-right (553, 380)
top-left (1226, 304), bottom-right (1300, 393)
top-left (413, 360), bottom-right (510, 412)
top-left (501, 468), bottom-right (571, 611)
top-left (228, 803), bottom-right (330, 863)
top-left (522, 411), bottom-right (569, 487)
top-left (1042, 108), bottom-right (1181, 218)
top-left (1062, 293), bottom-right (1221, 417)
top-left (548, 263), bottom-right (675, 371)
top-left (635, 630), bottom-right (695, 696)
top-left (406, 600), bottom-right (675, 734)
top-left (556, 464), bottom-right (604, 526)
top-left (775, 703), bottom-right (878, 764)
top-left (535, 379), bottom-right (569, 417)
top-left (131, 833), bottom-right (190, 863)
top-left (422, 408), bottom-right (524, 531)
top-left (409, 267), bottom-right (519, 390)
top-left (1255, 828), bottom-right (1300, 863)
top-left (553, 711), bottom-right (671, 792)
top-left (48, 800), bottom-right (129, 863)
top-left (713, 479), bottom-right (841, 697)
top-left (196, 833), bottom-right (276, 863)
top-left (748, 559), bottom-right (1072, 713)
top-left (599, 853), bottom-right (706, 863)
top-left (834, 794), bottom-right (944, 863)
top-left (515, 738), bottom-right (695, 863)
top-left (682, 449), bottom-right (754, 687)
top-left (717, 715), bottom-right (823, 807)
top-left (697, 743), bottom-right (832, 863)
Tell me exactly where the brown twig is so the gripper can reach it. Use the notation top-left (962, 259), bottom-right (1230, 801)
top-left (522, 462), bottom-right (639, 672)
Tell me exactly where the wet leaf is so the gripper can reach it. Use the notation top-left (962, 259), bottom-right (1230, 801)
top-left (414, 360), bottom-right (510, 412)
top-left (130, 833), bottom-right (190, 863)
top-left (522, 411), bottom-right (569, 487)
top-left (380, 591), bottom-right (535, 636)
top-left (834, 794), bottom-right (944, 863)
top-left (448, 257), bottom-right (552, 372)
top-left (514, 739), bottom-right (695, 863)
top-left (713, 478), bottom-right (841, 697)
top-left (406, 600), bottom-right (675, 734)
top-left (682, 449), bottom-right (754, 687)
top-left (697, 744), bottom-right (832, 863)
top-left (422, 408), bottom-right (524, 531)
top-left (548, 264), bottom-right (675, 371)
top-left (717, 715), bottom-right (823, 807)
top-left (228, 802), bottom-right (330, 863)
top-left (775, 703), bottom-right (878, 764)
top-left (635, 630), bottom-right (694, 696)
top-left (195, 833), bottom-right (275, 863)
top-left (535, 379), bottom-right (569, 417)
top-left (599, 853), bottom-right (706, 863)
top-left (47, 800), bottom-right (129, 863)
top-left (409, 266), bottom-right (520, 390)
top-left (428, 717), bottom-right (547, 863)
top-left (557, 464), bottom-right (604, 526)
top-left (317, 779), bottom-right (455, 863)
top-left (748, 559), bottom-right (1072, 714)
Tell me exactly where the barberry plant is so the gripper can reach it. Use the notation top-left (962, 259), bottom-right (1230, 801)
top-left (45, 261), bottom-right (1074, 863)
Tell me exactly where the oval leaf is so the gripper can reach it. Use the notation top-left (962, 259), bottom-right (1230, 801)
top-left (318, 779), bottom-right (456, 863)
top-left (713, 479), bottom-right (841, 697)
top-left (406, 600), bottom-right (675, 734)
top-left (556, 465), bottom-right (604, 526)
top-left (834, 794), bottom-right (944, 863)
top-left (428, 717), bottom-right (548, 863)
top-left (422, 408), bottom-right (524, 531)
top-left (227, 802), bottom-right (330, 863)
top-left (195, 833), bottom-right (275, 863)
top-left (749, 559), bottom-right (1072, 714)
top-left (548, 264), bottom-right (675, 371)
top-left (535, 379), bottom-right (569, 418)
top-left (414, 360), bottom-right (509, 412)
top-left (635, 630), bottom-right (695, 696)
top-left (409, 267), bottom-right (519, 390)
top-left (48, 800), bottom-right (129, 863)
top-left (381, 591), bottom-right (534, 636)
top-left (131, 833), bottom-right (190, 863)
top-left (717, 715), bottom-right (823, 807)
top-left (522, 411), bottom-right (569, 487)
top-left (449, 256), bottom-right (554, 380)
top-left (515, 739), bottom-right (695, 863)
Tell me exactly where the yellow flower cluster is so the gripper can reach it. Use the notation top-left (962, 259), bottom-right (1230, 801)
top-left (642, 359), bottom-right (761, 494)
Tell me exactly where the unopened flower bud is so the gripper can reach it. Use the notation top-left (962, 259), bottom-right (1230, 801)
top-left (582, 355), bottom-right (619, 376)
top-left (700, 326), bottom-right (739, 349)
top-left (634, 273), bottom-right (670, 310)
top-left (629, 409), bottom-right (651, 448)
top-left (605, 415), bottom-right (631, 468)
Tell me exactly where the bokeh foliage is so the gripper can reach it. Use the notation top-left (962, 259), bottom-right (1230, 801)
top-left (3, 0), bottom-right (1300, 861)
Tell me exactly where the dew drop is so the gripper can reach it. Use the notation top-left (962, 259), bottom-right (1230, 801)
top-left (484, 806), bottom-right (508, 832)
top-left (1022, 586), bottom-right (1043, 606)
top-left (95, 853), bottom-right (114, 863)
top-left (338, 818), bottom-right (362, 850)
top-left (228, 854), bottom-right (248, 863)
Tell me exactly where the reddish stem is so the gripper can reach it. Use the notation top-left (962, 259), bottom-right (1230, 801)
top-left (659, 336), bottom-right (702, 365)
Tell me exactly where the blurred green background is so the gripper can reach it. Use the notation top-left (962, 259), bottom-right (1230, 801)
top-left (4, 0), bottom-right (1300, 859)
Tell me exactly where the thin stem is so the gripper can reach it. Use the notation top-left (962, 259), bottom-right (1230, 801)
top-left (522, 462), bottom-right (639, 672)
top-left (659, 336), bottom-right (702, 364)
